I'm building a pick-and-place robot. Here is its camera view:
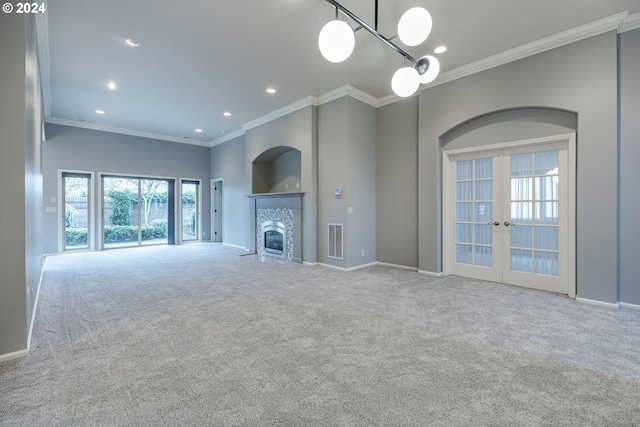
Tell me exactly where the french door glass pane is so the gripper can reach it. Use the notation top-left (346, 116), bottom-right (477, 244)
top-left (510, 202), bottom-right (533, 224)
top-left (511, 178), bottom-right (533, 200)
top-left (456, 182), bottom-right (472, 200)
top-left (534, 151), bottom-right (559, 175)
top-left (456, 244), bottom-right (472, 264)
top-left (456, 160), bottom-right (472, 180)
top-left (511, 249), bottom-right (533, 272)
top-left (534, 251), bottom-right (559, 275)
top-left (475, 224), bottom-right (492, 245)
top-left (475, 246), bottom-right (493, 267)
top-left (535, 177), bottom-right (558, 200)
top-left (474, 202), bottom-right (492, 223)
top-left (510, 225), bottom-right (532, 249)
top-left (64, 175), bottom-right (89, 250)
top-left (456, 203), bottom-right (473, 222)
top-left (475, 180), bottom-right (492, 200)
top-left (182, 182), bottom-right (198, 241)
top-left (534, 227), bottom-right (558, 250)
top-left (511, 154), bottom-right (533, 176)
top-left (475, 158), bottom-right (492, 179)
top-left (456, 224), bottom-right (472, 244)
top-left (534, 202), bottom-right (559, 225)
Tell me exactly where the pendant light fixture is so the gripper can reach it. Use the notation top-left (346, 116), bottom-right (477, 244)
top-left (318, 0), bottom-right (440, 98)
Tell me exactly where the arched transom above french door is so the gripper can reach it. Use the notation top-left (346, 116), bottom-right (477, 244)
top-left (443, 134), bottom-right (576, 298)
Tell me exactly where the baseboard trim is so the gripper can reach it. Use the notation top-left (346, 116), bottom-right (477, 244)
top-left (223, 243), bottom-right (250, 251)
top-left (302, 261), bottom-right (317, 267)
top-left (418, 270), bottom-right (444, 277)
top-left (317, 261), bottom-right (377, 272)
top-left (0, 349), bottom-right (29, 363)
top-left (576, 297), bottom-right (618, 309)
top-left (27, 268), bottom-right (44, 350)
top-left (376, 262), bottom-right (418, 272)
top-left (618, 302), bottom-right (640, 310)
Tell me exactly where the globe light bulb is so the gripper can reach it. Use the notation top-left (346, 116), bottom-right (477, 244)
top-left (392, 67), bottom-right (420, 97)
top-left (417, 55), bottom-right (440, 84)
top-left (318, 20), bottom-right (355, 63)
top-left (397, 7), bottom-right (432, 47)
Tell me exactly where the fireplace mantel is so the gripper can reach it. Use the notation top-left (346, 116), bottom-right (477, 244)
top-left (247, 191), bottom-right (304, 199)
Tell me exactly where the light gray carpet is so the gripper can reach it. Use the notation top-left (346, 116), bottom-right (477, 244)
top-left (1, 243), bottom-right (639, 426)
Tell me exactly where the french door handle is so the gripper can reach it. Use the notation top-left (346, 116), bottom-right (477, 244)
top-left (488, 221), bottom-right (500, 226)
top-left (504, 221), bottom-right (511, 227)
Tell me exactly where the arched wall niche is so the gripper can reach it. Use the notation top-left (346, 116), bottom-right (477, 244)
top-left (252, 145), bottom-right (302, 194)
top-left (440, 107), bottom-right (577, 150)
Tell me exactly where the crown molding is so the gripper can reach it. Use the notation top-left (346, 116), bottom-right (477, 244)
top-left (35, 0), bottom-right (51, 120)
top-left (47, 117), bottom-right (211, 147)
top-left (318, 85), bottom-right (379, 107)
top-left (621, 12), bottom-right (640, 32)
top-left (419, 11), bottom-right (628, 92)
top-left (209, 129), bottom-right (246, 147)
top-left (241, 95), bottom-right (318, 134)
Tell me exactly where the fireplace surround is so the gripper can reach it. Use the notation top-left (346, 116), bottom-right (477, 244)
top-left (249, 192), bottom-right (303, 262)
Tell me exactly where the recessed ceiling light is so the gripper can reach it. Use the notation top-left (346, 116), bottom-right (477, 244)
top-left (434, 46), bottom-right (447, 54)
top-left (125, 38), bottom-right (142, 47)
top-left (223, 112), bottom-right (231, 117)
top-left (266, 88), bottom-right (276, 94)
top-left (107, 81), bottom-right (117, 90)
top-left (195, 128), bottom-right (202, 133)
top-left (95, 110), bottom-right (105, 115)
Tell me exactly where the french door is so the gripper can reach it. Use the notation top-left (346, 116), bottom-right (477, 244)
top-left (181, 179), bottom-right (200, 242)
top-left (62, 172), bottom-right (92, 251)
top-left (446, 136), bottom-right (575, 296)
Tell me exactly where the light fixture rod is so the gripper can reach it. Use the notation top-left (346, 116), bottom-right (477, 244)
top-left (323, 0), bottom-right (418, 65)
top-left (374, 0), bottom-right (378, 31)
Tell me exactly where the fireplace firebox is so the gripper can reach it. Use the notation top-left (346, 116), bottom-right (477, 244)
top-left (261, 220), bottom-right (286, 258)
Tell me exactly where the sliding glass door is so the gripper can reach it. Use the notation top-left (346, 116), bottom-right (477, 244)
top-left (103, 176), bottom-right (170, 248)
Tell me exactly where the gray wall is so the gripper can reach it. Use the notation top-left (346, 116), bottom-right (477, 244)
top-left (376, 97), bottom-right (419, 268)
top-left (244, 106), bottom-right (318, 262)
top-left (210, 135), bottom-right (248, 248)
top-left (0, 13), bottom-right (43, 357)
top-left (42, 124), bottom-right (211, 254)
top-left (345, 97), bottom-right (377, 268)
top-left (318, 97), bottom-right (377, 268)
top-left (618, 28), bottom-right (640, 305)
top-left (418, 32), bottom-right (618, 302)
top-left (271, 150), bottom-right (302, 193)
top-left (318, 98), bottom-right (349, 268)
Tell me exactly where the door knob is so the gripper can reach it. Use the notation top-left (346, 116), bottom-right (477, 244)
top-left (488, 221), bottom-right (500, 226)
top-left (504, 221), bottom-right (511, 227)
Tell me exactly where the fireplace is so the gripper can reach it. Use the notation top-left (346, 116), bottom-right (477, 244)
top-left (261, 220), bottom-right (286, 258)
top-left (249, 193), bottom-right (302, 263)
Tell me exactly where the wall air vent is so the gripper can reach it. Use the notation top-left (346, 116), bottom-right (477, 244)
top-left (328, 223), bottom-right (343, 260)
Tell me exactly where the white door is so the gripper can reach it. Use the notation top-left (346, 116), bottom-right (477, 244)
top-left (447, 137), bottom-right (575, 296)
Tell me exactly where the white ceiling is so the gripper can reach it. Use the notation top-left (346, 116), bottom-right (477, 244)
top-left (43, 0), bottom-right (640, 146)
